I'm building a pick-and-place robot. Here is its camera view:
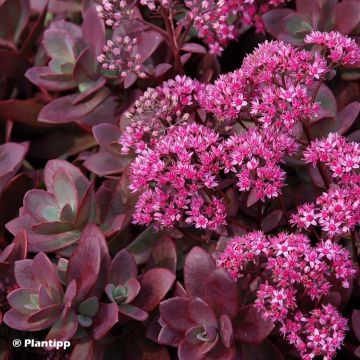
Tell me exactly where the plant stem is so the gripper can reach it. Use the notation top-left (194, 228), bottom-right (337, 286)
top-left (162, 9), bottom-right (185, 75)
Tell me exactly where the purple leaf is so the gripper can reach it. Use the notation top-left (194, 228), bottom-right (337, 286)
top-left (7, 288), bottom-right (39, 315)
top-left (0, 142), bottom-right (28, 195)
top-left (184, 246), bottom-right (216, 298)
top-left (109, 249), bottom-right (138, 286)
top-left (135, 30), bottom-right (163, 62)
top-left (32, 252), bottom-right (63, 302)
top-left (38, 88), bottom-right (110, 124)
top-left (45, 310), bottom-right (78, 343)
top-left (82, 6), bottom-right (105, 56)
top-left (84, 152), bottom-right (129, 176)
top-left (44, 160), bottom-right (89, 198)
top-left (118, 304), bottom-right (148, 322)
top-left (72, 47), bottom-right (99, 85)
top-left (158, 324), bottom-right (184, 346)
top-left (315, 84), bottom-right (337, 120)
top-left (334, 0), bottom-right (360, 35)
top-left (337, 101), bottom-right (360, 135)
top-left (67, 224), bottom-right (103, 302)
top-left (262, 9), bottom-right (294, 39)
top-left (219, 314), bottom-right (233, 348)
top-left (234, 305), bottom-right (274, 344)
top-left (181, 43), bottom-right (207, 54)
top-left (132, 268), bottom-right (175, 313)
top-left (0, 99), bottom-right (46, 129)
top-left (92, 303), bottom-right (118, 340)
top-left (203, 269), bottom-right (240, 319)
top-left (154, 63), bottom-right (172, 77)
top-left (43, 29), bottom-right (77, 64)
top-left (14, 259), bottom-right (37, 289)
top-left (0, 0), bottom-right (30, 45)
top-left (127, 226), bottom-right (164, 265)
top-left (146, 236), bottom-right (177, 273)
top-left (25, 67), bottom-right (78, 91)
top-left (188, 298), bottom-right (217, 327)
top-left (352, 309), bottom-right (360, 341)
top-left (74, 183), bottom-right (97, 229)
top-left (3, 308), bottom-right (59, 331)
top-left (159, 297), bottom-right (195, 332)
top-left (261, 210), bottom-right (283, 233)
top-left (92, 123), bottom-right (121, 151)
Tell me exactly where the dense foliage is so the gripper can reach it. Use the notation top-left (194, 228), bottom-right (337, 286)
top-left (0, 0), bottom-right (360, 359)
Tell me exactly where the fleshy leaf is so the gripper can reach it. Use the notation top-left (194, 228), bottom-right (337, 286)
top-left (184, 246), bottom-right (216, 298)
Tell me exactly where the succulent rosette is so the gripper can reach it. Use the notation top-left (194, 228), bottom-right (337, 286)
top-left (6, 160), bottom-right (125, 256)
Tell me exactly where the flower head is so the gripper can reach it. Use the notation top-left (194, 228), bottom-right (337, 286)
top-left (305, 31), bottom-right (360, 66)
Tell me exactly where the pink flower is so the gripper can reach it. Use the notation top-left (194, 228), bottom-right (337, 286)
top-left (223, 127), bottom-right (298, 202)
top-left (218, 231), bottom-right (355, 359)
top-left (98, 37), bottom-right (146, 79)
top-left (305, 31), bottom-right (360, 66)
top-left (96, 0), bottom-right (135, 28)
top-left (120, 76), bottom-right (199, 154)
top-left (130, 123), bottom-right (227, 230)
top-left (303, 133), bottom-right (360, 180)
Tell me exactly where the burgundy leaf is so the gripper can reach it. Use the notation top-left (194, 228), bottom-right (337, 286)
top-left (261, 210), bottom-right (283, 233)
top-left (3, 308), bottom-right (59, 331)
top-left (184, 246), bottom-right (216, 298)
top-left (45, 310), bottom-right (78, 343)
top-left (203, 269), bottom-right (240, 319)
top-left (38, 88), bottom-right (110, 124)
top-left (159, 298), bottom-right (195, 332)
top-left (82, 6), bottom-right (105, 56)
top-left (132, 268), bottom-right (175, 313)
top-left (337, 101), bottom-right (360, 135)
top-left (158, 324), bottom-right (184, 346)
top-left (334, 0), bottom-right (360, 35)
top-left (181, 43), bottom-right (207, 54)
top-left (84, 152), bottom-right (129, 176)
top-left (219, 314), bottom-right (233, 348)
top-left (92, 303), bottom-right (118, 340)
top-left (146, 236), bottom-right (177, 273)
top-left (109, 249), bottom-right (138, 286)
top-left (352, 309), bottom-right (360, 341)
top-left (118, 304), bottom-right (148, 322)
top-left (234, 305), bottom-right (274, 344)
top-left (67, 224), bottom-right (103, 302)
top-left (188, 298), bottom-right (217, 328)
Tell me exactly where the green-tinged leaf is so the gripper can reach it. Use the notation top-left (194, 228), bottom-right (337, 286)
top-left (38, 88), bottom-right (110, 124)
top-left (127, 226), bottom-right (163, 265)
top-left (43, 29), bottom-right (78, 64)
top-left (78, 297), bottom-right (99, 317)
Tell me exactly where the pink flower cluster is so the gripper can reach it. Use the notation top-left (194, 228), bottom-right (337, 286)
top-left (120, 76), bottom-right (199, 154)
top-left (140, 0), bottom-right (171, 10)
top-left (184, 0), bottom-right (289, 54)
top-left (223, 128), bottom-right (298, 201)
top-left (292, 134), bottom-right (360, 237)
top-left (97, 37), bottom-right (146, 79)
top-left (196, 69), bottom-right (248, 120)
top-left (184, 0), bottom-right (237, 55)
top-left (305, 31), bottom-right (360, 66)
top-left (291, 186), bottom-right (360, 238)
top-left (304, 133), bottom-right (360, 181)
top-left (281, 305), bottom-right (348, 360)
top-left (130, 123), bottom-right (227, 230)
top-left (218, 231), bottom-right (355, 359)
top-left (197, 40), bottom-right (326, 131)
top-left (96, 0), bottom-right (135, 28)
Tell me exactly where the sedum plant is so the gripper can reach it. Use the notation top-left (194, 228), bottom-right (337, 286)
top-left (0, 0), bottom-right (360, 359)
